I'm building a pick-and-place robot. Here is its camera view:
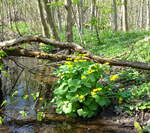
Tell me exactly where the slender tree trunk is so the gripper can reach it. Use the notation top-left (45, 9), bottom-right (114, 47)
top-left (122, 0), bottom-right (128, 31)
top-left (139, 0), bottom-right (144, 29)
top-left (65, 0), bottom-right (73, 42)
top-left (91, 0), bottom-right (96, 30)
top-left (77, 0), bottom-right (84, 33)
top-left (146, 0), bottom-right (150, 30)
top-left (37, 0), bottom-right (50, 37)
top-left (112, 0), bottom-right (118, 31)
top-left (43, 0), bottom-right (60, 41)
top-left (55, 0), bottom-right (62, 32)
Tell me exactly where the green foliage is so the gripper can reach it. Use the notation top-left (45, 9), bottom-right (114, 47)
top-left (19, 110), bottom-right (27, 118)
top-left (72, 0), bottom-right (80, 4)
top-left (71, 29), bottom-right (150, 62)
top-left (40, 43), bottom-right (55, 53)
top-left (143, 124), bottom-right (150, 133)
top-left (47, 1), bottom-right (64, 7)
top-left (51, 56), bottom-right (120, 118)
top-left (0, 50), bottom-right (7, 59)
top-left (0, 117), bottom-right (4, 125)
top-left (37, 111), bottom-right (45, 121)
top-left (10, 22), bottom-right (40, 35)
top-left (118, 82), bottom-right (150, 113)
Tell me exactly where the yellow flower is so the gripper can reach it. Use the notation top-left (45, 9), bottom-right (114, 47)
top-left (134, 121), bottom-right (143, 133)
top-left (93, 89), bottom-right (98, 92)
top-left (110, 75), bottom-right (119, 81)
top-left (91, 91), bottom-right (96, 95)
top-left (74, 60), bottom-right (79, 62)
top-left (78, 60), bottom-right (86, 62)
top-left (97, 88), bottom-right (102, 91)
top-left (104, 62), bottom-right (109, 65)
top-left (118, 97), bottom-right (123, 104)
top-left (75, 57), bottom-right (81, 60)
top-left (79, 95), bottom-right (84, 99)
top-left (68, 65), bottom-right (73, 68)
top-left (39, 97), bottom-right (44, 101)
top-left (81, 75), bottom-right (86, 79)
top-left (66, 58), bottom-right (72, 61)
top-left (65, 61), bottom-right (72, 65)
top-left (87, 70), bottom-right (95, 74)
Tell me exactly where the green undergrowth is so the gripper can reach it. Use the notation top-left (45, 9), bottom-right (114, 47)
top-left (115, 68), bottom-right (150, 115)
top-left (59, 28), bottom-right (150, 62)
top-left (74, 30), bottom-right (149, 60)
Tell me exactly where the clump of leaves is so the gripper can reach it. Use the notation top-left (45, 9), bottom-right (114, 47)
top-left (118, 82), bottom-right (150, 114)
top-left (51, 55), bottom-right (120, 118)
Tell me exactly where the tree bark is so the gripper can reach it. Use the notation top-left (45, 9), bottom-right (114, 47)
top-left (37, 0), bottom-right (51, 37)
top-left (91, 0), bottom-right (96, 30)
top-left (43, 0), bottom-right (60, 41)
top-left (65, 0), bottom-right (73, 42)
top-left (139, 0), bottom-right (144, 29)
top-left (112, 0), bottom-right (118, 31)
top-left (1, 35), bottom-right (150, 70)
top-left (55, 0), bottom-right (62, 32)
top-left (122, 0), bottom-right (128, 31)
top-left (146, 0), bottom-right (150, 30)
top-left (77, 0), bottom-right (84, 33)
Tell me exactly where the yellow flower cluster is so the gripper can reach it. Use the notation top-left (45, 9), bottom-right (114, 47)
top-left (76, 94), bottom-right (85, 99)
top-left (110, 75), bottom-right (119, 81)
top-left (66, 56), bottom-right (87, 63)
top-left (104, 62), bottom-right (109, 65)
top-left (79, 95), bottom-right (85, 99)
top-left (65, 61), bottom-right (72, 65)
top-left (66, 58), bottom-right (72, 61)
top-left (68, 65), bottom-right (73, 68)
top-left (65, 61), bottom-right (74, 68)
top-left (39, 97), bottom-right (44, 101)
top-left (81, 75), bottom-right (86, 79)
top-left (87, 70), bottom-right (95, 74)
top-left (91, 88), bottom-right (102, 95)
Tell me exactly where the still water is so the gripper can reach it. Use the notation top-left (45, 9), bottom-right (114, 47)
top-left (0, 57), bottom-right (133, 133)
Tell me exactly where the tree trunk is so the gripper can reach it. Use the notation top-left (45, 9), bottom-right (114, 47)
top-left (55, 0), bottom-right (62, 32)
top-left (122, 0), bottom-right (128, 31)
top-left (65, 0), bottom-right (73, 42)
top-left (91, 0), bottom-right (96, 30)
top-left (43, 0), bottom-right (60, 41)
top-left (112, 0), bottom-right (118, 31)
top-left (37, 0), bottom-right (51, 38)
top-left (77, 0), bottom-right (84, 33)
top-left (146, 0), bottom-right (150, 30)
top-left (139, 0), bottom-right (144, 29)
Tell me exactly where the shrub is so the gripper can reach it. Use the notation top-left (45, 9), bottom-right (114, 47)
top-left (51, 55), bottom-right (119, 118)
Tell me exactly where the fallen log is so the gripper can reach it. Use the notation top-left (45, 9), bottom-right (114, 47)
top-left (0, 35), bottom-right (150, 70)
top-left (3, 48), bottom-right (150, 70)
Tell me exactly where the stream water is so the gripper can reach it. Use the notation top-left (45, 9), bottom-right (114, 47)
top-left (0, 57), bottom-right (134, 133)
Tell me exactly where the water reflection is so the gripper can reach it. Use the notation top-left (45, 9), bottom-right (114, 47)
top-left (1, 57), bottom-right (132, 133)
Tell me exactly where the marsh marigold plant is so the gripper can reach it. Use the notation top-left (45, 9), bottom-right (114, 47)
top-left (51, 55), bottom-right (119, 118)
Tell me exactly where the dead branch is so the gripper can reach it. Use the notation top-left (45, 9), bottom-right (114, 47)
top-left (0, 35), bottom-right (150, 70)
